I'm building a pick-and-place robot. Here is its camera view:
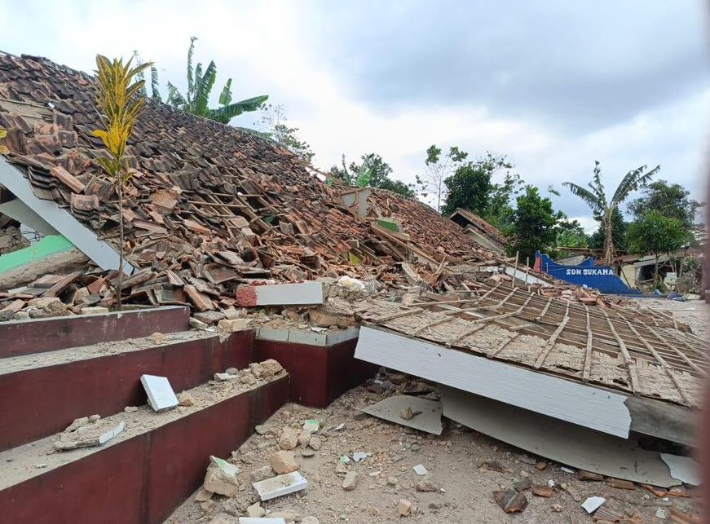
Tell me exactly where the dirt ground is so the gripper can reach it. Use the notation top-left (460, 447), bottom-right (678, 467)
top-left (166, 389), bottom-right (700, 524)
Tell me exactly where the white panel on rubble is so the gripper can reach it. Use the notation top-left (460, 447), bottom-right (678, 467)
top-left (140, 374), bottom-right (178, 412)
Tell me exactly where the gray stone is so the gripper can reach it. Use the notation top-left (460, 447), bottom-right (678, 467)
top-left (342, 471), bottom-right (359, 491)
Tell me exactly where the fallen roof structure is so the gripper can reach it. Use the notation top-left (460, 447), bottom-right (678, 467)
top-left (0, 51), bottom-right (501, 313)
top-left (354, 281), bottom-right (708, 443)
top-left (449, 208), bottom-right (508, 256)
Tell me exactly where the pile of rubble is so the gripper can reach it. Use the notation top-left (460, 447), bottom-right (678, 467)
top-left (166, 374), bottom-right (702, 524)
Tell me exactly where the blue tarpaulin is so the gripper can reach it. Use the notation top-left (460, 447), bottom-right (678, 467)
top-left (536, 251), bottom-right (640, 295)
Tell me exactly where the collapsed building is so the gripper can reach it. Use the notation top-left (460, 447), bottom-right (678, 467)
top-left (0, 51), bottom-right (706, 523)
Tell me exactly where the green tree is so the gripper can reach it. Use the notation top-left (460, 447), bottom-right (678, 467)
top-left (626, 210), bottom-right (687, 285)
top-left (163, 37), bottom-right (268, 124)
top-left (556, 219), bottom-right (589, 248)
top-left (563, 161), bottom-right (659, 266)
top-left (329, 154), bottom-right (415, 198)
top-left (416, 145), bottom-right (468, 212)
top-left (628, 180), bottom-right (703, 229)
top-left (441, 153), bottom-right (513, 217)
top-left (256, 104), bottom-right (314, 162)
top-left (509, 185), bottom-right (563, 265)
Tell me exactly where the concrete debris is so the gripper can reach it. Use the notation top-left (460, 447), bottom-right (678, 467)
top-left (54, 419), bottom-right (125, 451)
top-left (581, 496), bottom-right (606, 514)
top-left (342, 471), bottom-right (359, 491)
top-left (308, 436), bottom-right (322, 451)
top-left (124, 406), bottom-right (138, 413)
top-left (259, 359), bottom-right (284, 379)
top-left (267, 510), bottom-right (301, 523)
top-left (203, 456), bottom-right (240, 498)
top-left (415, 477), bottom-right (438, 492)
top-left (217, 318), bottom-right (253, 333)
top-left (252, 471), bottom-right (308, 501)
top-left (660, 453), bottom-right (701, 486)
top-left (297, 429), bottom-right (312, 448)
top-left (194, 488), bottom-right (212, 502)
top-left (300, 448), bottom-right (315, 458)
top-left (278, 427), bottom-right (299, 450)
top-left (397, 499), bottom-right (412, 517)
top-left (177, 392), bottom-right (195, 407)
top-left (493, 489), bottom-right (528, 513)
top-left (302, 419), bottom-right (320, 433)
top-left (246, 503), bottom-right (266, 518)
top-left (308, 301), bottom-right (355, 328)
top-left (250, 465), bottom-right (273, 484)
top-left (412, 464), bottom-right (428, 476)
top-left (214, 372), bottom-right (238, 381)
top-left (271, 450), bottom-right (299, 475)
top-left (352, 452), bottom-right (369, 463)
top-left (236, 282), bottom-right (324, 307)
top-left (140, 374), bottom-right (179, 412)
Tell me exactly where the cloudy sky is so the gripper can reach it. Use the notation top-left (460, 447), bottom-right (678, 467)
top-left (2, 0), bottom-right (709, 230)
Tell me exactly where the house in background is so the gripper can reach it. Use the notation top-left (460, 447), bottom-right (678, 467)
top-left (449, 208), bottom-right (507, 256)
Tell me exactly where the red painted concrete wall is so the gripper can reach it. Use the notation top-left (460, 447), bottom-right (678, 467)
top-left (254, 338), bottom-right (376, 407)
top-left (0, 377), bottom-right (289, 524)
top-left (0, 331), bottom-right (254, 452)
top-left (0, 306), bottom-right (191, 358)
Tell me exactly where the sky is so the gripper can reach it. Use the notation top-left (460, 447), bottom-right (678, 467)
top-left (2, 0), bottom-right (709, 231)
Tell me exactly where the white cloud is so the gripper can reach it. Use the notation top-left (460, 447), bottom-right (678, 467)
top-left (1, 0), bottom-right (707, 223)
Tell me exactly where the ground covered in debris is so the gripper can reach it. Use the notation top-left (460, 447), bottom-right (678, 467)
top-left (166, 382), bottom-right (699, 524)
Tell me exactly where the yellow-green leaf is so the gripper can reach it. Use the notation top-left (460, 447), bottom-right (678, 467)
top-left (0, 145), bottom-right (9, 155)
top-left (0, 127), bottom-right (7, 139)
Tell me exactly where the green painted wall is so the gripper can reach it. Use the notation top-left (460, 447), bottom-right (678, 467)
top-left (0, 235), bottom-right (74, 273)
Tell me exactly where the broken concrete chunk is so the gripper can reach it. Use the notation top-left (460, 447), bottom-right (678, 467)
top-left (413, 464), bottom-right (428, 476)
top-left (217, 318), bottom-right (253, 333)
top-left (246, 502), bottom-right (266, 518)
top-left (194, 488), bottom-right (213, 502)
top-left (250, 465), bottom-right (273, 483)
top-left (140, 374), bottom-right (178, 412)
top-left (124, 406), bottom-right (138, 413)
top-left (236, 281), bottom-right (324, 307)
top-left (302, 419), bottom-right (319, 433)
top-left (252, 471), bottom-right (308, 501)
top-left (80, 306), bottom-right (109, 315)
top-left (177, 392), bottom-right (195, 407)
top-left (279, 427), bottom-right (299, 450)
top-left (493, 489), bottom-right (528, 513)
top-left (415, 477), bottom-right (438, 492)
top-left (298, 429), bottom-right (312, 448)
top-left (342, 471), bottom-right (359, 491)
top-left (581, 496), bottom-right (605, 514)
top-left (214, 372), bottom-right (238, 381)
top-left (271, 450), bottom-right (299, 475)
top-left (397, 499), bottom-right (412, 517)
top-left (259, 359), bottom-right (283, 378)
top-left (65, 416), bottom-right (90, 432)
top-left (308, 436), bottom-right (322, 451)
top-left (204, 457), bottom-right (240, 497)
top-left (54, 419), bottom-right (125, 451)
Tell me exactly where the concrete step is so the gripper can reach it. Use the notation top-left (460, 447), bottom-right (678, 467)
top-left (0, 329), bottom-right (254, 452)
top-left (0, 306), bottom-right (191, 358)
top-left (0, 370), bottom-right (289, 524)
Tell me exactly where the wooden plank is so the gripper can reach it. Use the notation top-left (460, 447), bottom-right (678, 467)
top-left (355, 325), bottom-right (633, 438)
top-left (601, 309), bottom-right (640, 394)
top-left (43, 271), bottom-right (81, 298)
top-left (376, 308), bottom-right (424, 323)
top-left (582, 306), bottom-right (593, 382)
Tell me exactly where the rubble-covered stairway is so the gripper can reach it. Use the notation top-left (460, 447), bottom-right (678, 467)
top-left (0, 306), bottom-right (289, 524)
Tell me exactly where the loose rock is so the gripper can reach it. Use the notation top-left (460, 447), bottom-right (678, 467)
top-left (342, 471), bottom-right (360, 491)
top-left (398, 499), bottom-right (412, 517)
top-left (271, 450), bottom-right (299, 475)
top-left (279, 427), bottom-right (299, 450)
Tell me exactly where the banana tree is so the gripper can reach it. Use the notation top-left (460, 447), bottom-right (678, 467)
top-left (166, 37), bottom-right (268, 124)
top-left (563, 161), bottom-right (660, 266)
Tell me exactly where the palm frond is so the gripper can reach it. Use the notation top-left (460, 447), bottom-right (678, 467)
top-left (195, 61), bottom-right (217, 115)
top-left (207, 95), bottom-right (268, 124)
top-left (150, 66), bottom-right (161, 101)
top-left (219, 78), bottom-right (233, 106)
top-left (166, 82), bottom-right (187, 108)
top-left (563, 182), bottom-right (604, 215)
top-left (187, 36), bottom-right (197, 102)
top-left (611, 164), bottom-right (660, 205)
top-left (192, 62), bottom-right (203, 109)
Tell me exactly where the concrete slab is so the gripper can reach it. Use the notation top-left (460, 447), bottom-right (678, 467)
top-left (361, 395), bottom-right (443, 435)
top-left (239, 519), bottom-right (286, 524)
top-left (441, 385), bottom-right (682, 487)
top-left (141, 375), bottom-right (178, 412)
top-left (236, 282), bottom-right (324, 307)
top-left (252, 471), bottom-right (308, 501)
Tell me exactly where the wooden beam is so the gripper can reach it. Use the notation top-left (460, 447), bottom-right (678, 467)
top-left (582, 306), bottom-right (593, 382)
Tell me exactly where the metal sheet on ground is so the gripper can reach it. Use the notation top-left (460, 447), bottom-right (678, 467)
top-left (361, 395), bottom-right (443, 435)
top-left (440, 385), bottom-right (683, 487)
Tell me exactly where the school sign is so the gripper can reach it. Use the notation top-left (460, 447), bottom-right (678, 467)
top-left (535, 252), bottom-right (640, 295)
